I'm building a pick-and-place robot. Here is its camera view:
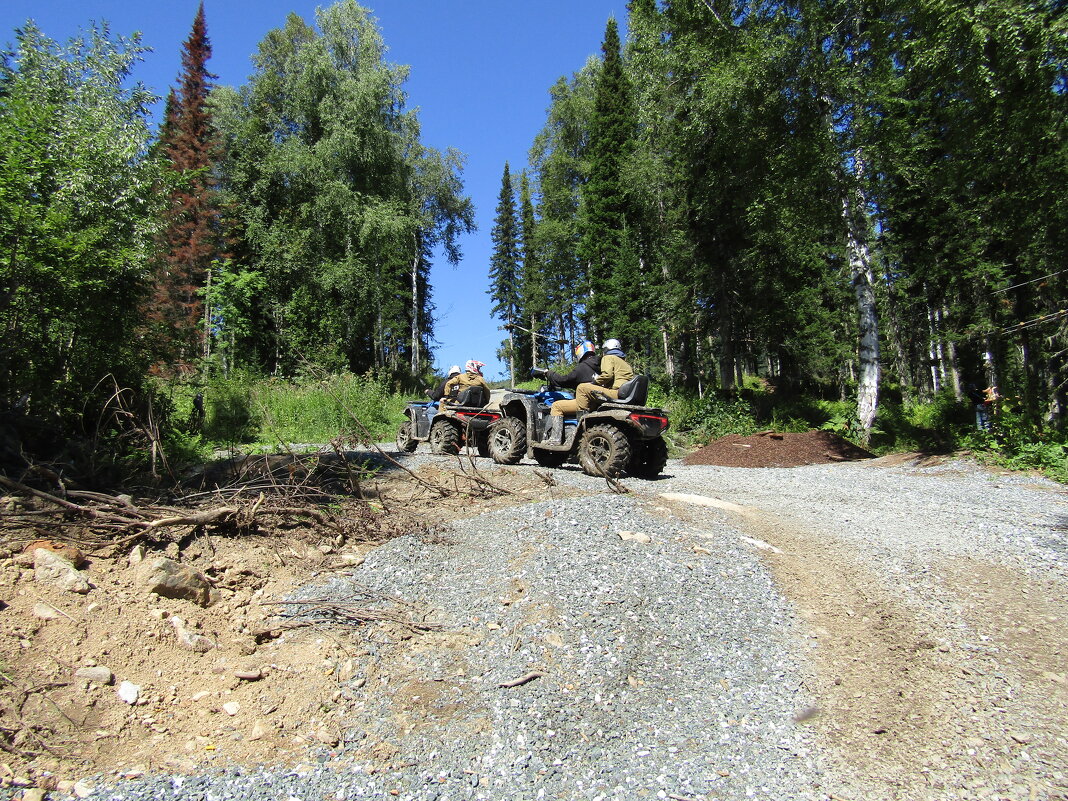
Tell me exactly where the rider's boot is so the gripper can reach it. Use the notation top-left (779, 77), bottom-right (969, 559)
top-left (545, 416), bottom-right (563, 445)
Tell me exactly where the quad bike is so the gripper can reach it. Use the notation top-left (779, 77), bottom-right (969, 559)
top-left (486, 371), bottom-right (670, 478)
top-left (395, 386), bottom-right (501, 456)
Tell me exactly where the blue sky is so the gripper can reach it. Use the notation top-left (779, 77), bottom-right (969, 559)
top-left (1, 1), bottom-right (629, 383)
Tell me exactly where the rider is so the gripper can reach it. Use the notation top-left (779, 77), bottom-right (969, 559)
top-left (572, 338), bottom-right (634, 411)
top-left (429, 365), bottom-right (461, 402)
top-left (441, 360), bottom-right (490, 407)
top-left (546, 340), bottom-right (601, 393)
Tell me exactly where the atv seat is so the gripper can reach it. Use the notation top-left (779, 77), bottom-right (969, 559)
top-left (455, 386), bottom-right (489, 407)
top-left (592, 375), bottom-right (648, 407)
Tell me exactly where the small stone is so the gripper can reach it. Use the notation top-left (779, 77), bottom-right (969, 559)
top-left (249, 721), bottom-right (268, 740)
top-left (128, 545), bottom-right (146, 566)
top-left (117, 681), bottom-right (140, 704)
top-left (171, 616), bottom-right (215, 652)
top-left (617, 531), bottom-right (652, 544)
top-left (32, 602), bottom-right (62, 620)
top-left (340, 554), bottom-right (364, 566)
top-left (234, 669), bottom-right (262, 681)
top-left (33, 549), bottom-right (90, 594)
top-left (314, 727), bottom-right (338, 745)
top-left (1010, 732), bottom-right (1032, 744)
top-left (72, 779), bottom-right (94, 797)
top-left (75, 666), bottom-right (114, 685)
top-left (190, 691), bottom-right (211, 702)
top-left (22, 789), bottom-right (46, 801)
top-left (135, 558), bottom-right (212, 606)
top-left (222, 701), bottom-right (241, 716)
top-left (23, 540), bottom-right (86, 566)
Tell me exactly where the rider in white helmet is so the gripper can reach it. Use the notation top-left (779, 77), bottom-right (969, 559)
top-left (429, 365), bottom-right (462, 402)
top-left (550, 338), bottom-right (634, 424)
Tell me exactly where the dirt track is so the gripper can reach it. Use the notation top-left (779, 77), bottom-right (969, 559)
top-left (1, 436), bottom-right (1066, 800)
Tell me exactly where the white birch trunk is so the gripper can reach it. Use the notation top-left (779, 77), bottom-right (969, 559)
top-left (531, 313), bottom-right (538, 368)
top-left (409, 248), bottom-right (420, 375)
top-left (927, 305), bottom-right (940, 393)
top-left (842, 151), bottom-right (880, 439)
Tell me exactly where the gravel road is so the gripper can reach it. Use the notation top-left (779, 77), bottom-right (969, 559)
top-left (93, 453), bottom-right (1068, 801)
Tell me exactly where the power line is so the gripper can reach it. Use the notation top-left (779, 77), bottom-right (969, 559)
top-left (992, 269), bottom-right (1067, 294)
top-left (999, 309), bottom-right (1068, 335)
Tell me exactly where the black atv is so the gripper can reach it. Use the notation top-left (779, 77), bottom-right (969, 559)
top-left (396, 386), bottom-right (501, 456)
top-left (485, 372), bottom-right (670, 478)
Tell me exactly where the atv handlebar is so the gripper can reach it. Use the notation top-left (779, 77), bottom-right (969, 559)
top-left (530, 367), bottom-right (548, 379)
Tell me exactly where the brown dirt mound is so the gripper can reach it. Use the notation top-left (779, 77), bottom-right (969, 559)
top-left (683, 430), bottom-right (874, 468)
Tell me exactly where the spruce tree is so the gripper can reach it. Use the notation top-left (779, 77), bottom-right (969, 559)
top-left (518, 170), bottom-right (549, 371)
top-left (155, 2), bottom-right (225, 366)
top-left (578, 17), bottom-right (636, 342)
top-left (488, 162), bottom-right (522, 384)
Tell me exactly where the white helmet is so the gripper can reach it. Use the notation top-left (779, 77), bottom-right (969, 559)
top-left (602, 338), bottom-right (621, 350)
top-left (448, 365), bottom-right (461, 376)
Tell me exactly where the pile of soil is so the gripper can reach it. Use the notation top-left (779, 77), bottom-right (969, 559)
top-left (683, 430), bottom-right (874, 468)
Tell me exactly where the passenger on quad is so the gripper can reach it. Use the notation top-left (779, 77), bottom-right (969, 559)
top-left (428, 365), bottom-right (461, 402)
top-left (441, 360), bottom-right (490, 408)
top-left (544, 340), bottom-right (601, 391)
top-left (546, 338), bottom-right (634, 442)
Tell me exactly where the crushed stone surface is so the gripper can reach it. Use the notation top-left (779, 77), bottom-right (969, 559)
top-left (49, 439), bottom-right (1068, 800)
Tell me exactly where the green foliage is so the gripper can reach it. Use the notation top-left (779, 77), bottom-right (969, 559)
top-left (958, 401), bottom-right (1068, 482)
top-left (671, 394), bottom-right (762, 442)
top-left (997, 441), bottom-right (1068, 483)
top-left (0, 22), bottom-right (163, 421)
top-left (194, 371), bottom-right (407, 448)
top-left (210, 0), bottom-right (473, 379)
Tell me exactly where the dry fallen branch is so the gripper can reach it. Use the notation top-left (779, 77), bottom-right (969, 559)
top-left (449, 455), bottom-right (519, 498)
top-left (263, 596), bottom-right (440, 634)
top-left (497, 671), bottom-right (545, 689)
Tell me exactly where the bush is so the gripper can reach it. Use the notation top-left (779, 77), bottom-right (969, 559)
top-left (672, 393), bottom-right (761, 441)
top-left (246, 372), bottom-right (408, 446)
top-left (203, 372), bottom-right (260, 444)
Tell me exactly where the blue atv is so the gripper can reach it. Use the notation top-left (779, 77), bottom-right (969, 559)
top-left (486, 371), bottom-right (670, 478)
top-left (396, 386), bottom-right (500, 456)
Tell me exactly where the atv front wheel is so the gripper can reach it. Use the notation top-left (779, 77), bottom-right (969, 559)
top-left (578, 424), bottom-right (631, 478)
top-left (429, 419), bottom-right (461, 455)
top-left (396, 420), bottom-right (418, 453)
top-left (628, 436), bottom-right (668, 478)
top-left (488, 418), bottom-right (526, 464)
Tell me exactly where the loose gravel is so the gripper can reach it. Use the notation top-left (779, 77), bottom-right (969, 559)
top-left (89, 453), bottom-right (1067, 801)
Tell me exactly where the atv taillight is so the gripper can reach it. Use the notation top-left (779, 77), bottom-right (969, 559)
top-left (629, 412), bottom-right (669, 434)
top-left (456, 411), bottom-right (501, 422)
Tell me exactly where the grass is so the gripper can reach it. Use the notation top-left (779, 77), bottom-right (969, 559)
top-left (157, 371), bottom-right (411, 456)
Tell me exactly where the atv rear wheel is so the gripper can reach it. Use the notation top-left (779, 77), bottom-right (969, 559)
top-left (396, 420), bottom-right (418, 453)
top-left (429, 419), bottom-right (461, 455)
top-left (488, 418), bottom-right (526, 464)
top-left (578, 424), bottom-right (631, 478)
top-left (533, 448), bottom-right (568, 468)
top-left (628, 436), bottom-right (668, 478)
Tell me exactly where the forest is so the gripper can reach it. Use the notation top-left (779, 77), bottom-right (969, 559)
top-left (0, 0), bottom-right (1065, 477)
